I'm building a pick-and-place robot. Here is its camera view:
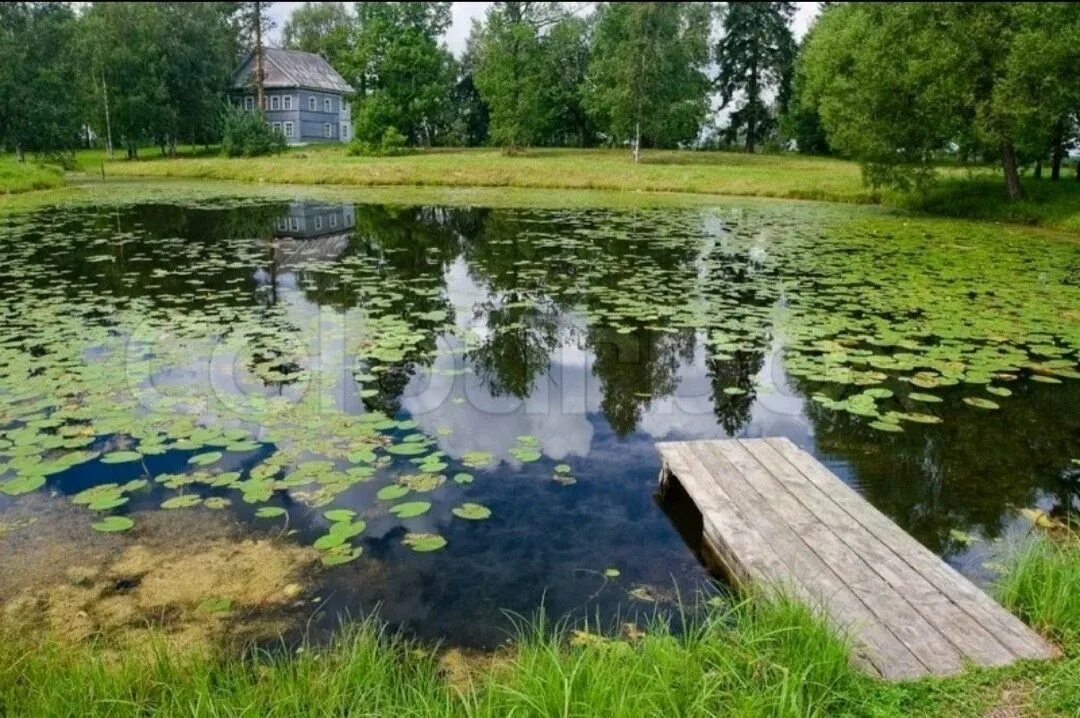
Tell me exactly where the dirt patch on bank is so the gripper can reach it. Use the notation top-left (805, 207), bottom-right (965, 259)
top-left (0, 495), bottom-right (321, 654)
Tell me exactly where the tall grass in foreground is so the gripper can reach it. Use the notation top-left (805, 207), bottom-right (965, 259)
top-left (1, 536), bottom-right (1077, 717)
top-left (0, 156), bottom-right (64, 194)
top-left (998, 533), bottom-right (1080, 641)
top-left (0, 598), bottom-right (867, 717)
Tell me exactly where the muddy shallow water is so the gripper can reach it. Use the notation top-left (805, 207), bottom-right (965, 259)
top-left (1, 195), bottom-right (1077, 649)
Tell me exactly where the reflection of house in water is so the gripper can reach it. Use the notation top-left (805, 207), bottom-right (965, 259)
top-left (274, 201), bottom-right (356, 239)
top-left (272, 202), bottom-right (356, 269)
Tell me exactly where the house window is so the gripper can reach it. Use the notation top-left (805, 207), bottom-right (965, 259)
top-left (314, 215), bottom-right (323, 231)
top-left (324, 97), bottom-right (332, 113)
top-left (244, 96), bottom-right (253, 111)
top-left (289, 217), bottom-right (300, 231)
top-left (262, 96), bottom-right (269, 111)
top-left (271, 121), bottom-right (282, 134)
top-left (270, 95), bottom-right (280, 111)
top-left (283, 95), bottom-right (293, 110)
top-left (324, 123), bottom-right (332, 139)
top-left (342, 99), bottom-right (348, 112)
top-left (341, 123), bottom-right (349, 140)
top-left (283, 121), bottom-right (294, 138)
top-left (329, 214), bottom-right (337, 228)
top-left (309, 96), bottom-right (316, 111)
top-left (277, 219), bottom-right (287, 231)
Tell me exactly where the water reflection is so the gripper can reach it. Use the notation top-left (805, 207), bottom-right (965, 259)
top-left (1, 197), bottom-right (1077, 647)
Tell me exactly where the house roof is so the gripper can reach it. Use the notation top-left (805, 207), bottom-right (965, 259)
top-left (231, 48), bottom-right (354, 94)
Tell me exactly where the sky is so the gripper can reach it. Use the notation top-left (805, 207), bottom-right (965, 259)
top-left (267, 2), bottom-right (822, 55)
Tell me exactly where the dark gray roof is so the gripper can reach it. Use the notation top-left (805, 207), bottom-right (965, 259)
top-left (231, 48), bottom-right (354, 94)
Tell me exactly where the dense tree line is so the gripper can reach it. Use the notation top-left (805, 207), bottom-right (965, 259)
top-left (2, 2), bottom-right (1077, 197)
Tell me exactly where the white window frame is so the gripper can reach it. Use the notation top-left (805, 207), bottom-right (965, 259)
top-left (324, 97), bottom-right (332, 113)
top-left (308, 96), bottom-right (317, 111)
top-left (283, 95), bottom-right (293, 110)
top-left (271, 121), bottom-right (282, 134)
top-left (289, 217), bottom-right (300, 232)
top-left (314, 215), bottom-right (323, 231)
top-left (283, 121), bottom-right (294, 139)
top-left (341, 123), bottom-right (349, 140)
top-left (324, 123), bottom-right (332, 139)
top-left (329, 213), bottom-right (337, 228)
top-left (277, 219), bottom-right (287, 231)
top-left (270, 95), bottom-right (280, 111)
top-left (342, 99), bottom-right (348, 112)
top-left (244, 96), bottom-right (254, 111)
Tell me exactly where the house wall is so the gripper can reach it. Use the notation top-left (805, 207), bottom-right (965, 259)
top-left (232, 88), bottom-right (352, 145)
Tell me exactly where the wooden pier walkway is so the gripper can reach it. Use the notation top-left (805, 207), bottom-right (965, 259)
top-left (656, 437), bottom-right (1058, 681)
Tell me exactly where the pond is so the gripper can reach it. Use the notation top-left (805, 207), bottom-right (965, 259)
top-left (0, 193), bottom-right (1077, 648)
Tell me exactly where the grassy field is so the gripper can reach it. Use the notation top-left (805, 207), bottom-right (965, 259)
top-left (79, 145), bottom-right (1080, 233)
top-left (1, 535), bottom-right (1077, 717)
top-left (0, 155), bottom-right (65, 194)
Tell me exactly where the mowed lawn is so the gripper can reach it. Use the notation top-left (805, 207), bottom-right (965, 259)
top-left (93, 145), bottom-right (1080, 233)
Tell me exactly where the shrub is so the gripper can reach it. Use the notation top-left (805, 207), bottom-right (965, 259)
top-left (347, 126), bottom-right (410, 157)
top-left (220, 104), bottom-right (286, 158)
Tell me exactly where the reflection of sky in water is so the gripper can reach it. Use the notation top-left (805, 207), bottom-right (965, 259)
top-left (3, 198), bottom-right (1077, 648)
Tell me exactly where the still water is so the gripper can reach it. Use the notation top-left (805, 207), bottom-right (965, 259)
top-left (0, 196), bottom-right (1077, 646)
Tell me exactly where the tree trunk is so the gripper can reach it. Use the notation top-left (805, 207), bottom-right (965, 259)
top-left (15, 144), bottom-right (24, 163)
top-left (1034, 159), bottom-right (1042, 179)
top-left (1050, 121), bottom-right (1064, 181)
top-left (254, 2), bottom-right (266, 119)
top-left (1001, 141), bottom-right (1023, 200)
top-left (101, 71), bottom-right (114, 158)
top-left (633, 121), bottom-right (641, 164)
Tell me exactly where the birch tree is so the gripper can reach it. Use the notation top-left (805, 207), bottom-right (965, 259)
top-left (584, 2), bottom-right (709, 162)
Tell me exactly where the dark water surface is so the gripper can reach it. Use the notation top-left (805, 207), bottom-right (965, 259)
top-left (0, 197), bottom-right (1077, 646)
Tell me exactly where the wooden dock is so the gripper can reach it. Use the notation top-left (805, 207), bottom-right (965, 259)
top-left (656, 437), bottom-right (1058, 681)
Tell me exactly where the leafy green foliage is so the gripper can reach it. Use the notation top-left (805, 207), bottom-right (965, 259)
top-left (585, 2), bottom-right (710, 161)
top-left (220, 104), bottom-right (286, 158)
top-left (714, 2), bottom-right (797, 153)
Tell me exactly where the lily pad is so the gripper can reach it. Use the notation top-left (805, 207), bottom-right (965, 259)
top-left (403, 532), bottom-right (447, 552)
top-left (962, 397), bottom-right (999, 410)
top-left (376, 484), bottom-right (410, 501)
top-left (188, 451), bottom-right (223, 466)
top-left (161, 494), bottom-right (202, 509)
top-left (389, 501), bottom-right (432, 519)
top-left (91, 516), bottom-right (134, 533)
top-left (255, 506), bottom-right (287, 519)
top-left (451, 503), bottom-right (491, 520)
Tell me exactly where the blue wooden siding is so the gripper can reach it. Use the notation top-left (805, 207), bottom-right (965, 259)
top-left (232, 88), bottom-right (351, 144)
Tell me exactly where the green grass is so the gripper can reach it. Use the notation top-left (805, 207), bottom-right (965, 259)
top-left (74, 145), bottom-right (1080, 233)
top-left (0, 155), bottom-right (65, 194)
top-left (1, 536), bottom-right (1077, 717)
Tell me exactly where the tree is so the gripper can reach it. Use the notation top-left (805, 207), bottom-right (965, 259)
top-left (799, 3), bottom-right (1080, 200)
top-left (0, 3), bottom-right (82, 160)
top-left (282, 2), bottom-right (353, 70)
top-left (472, 2), bottom-right (564, 152)
top-left (585, 2), bottom-right (710, 162)
top-left (349, 3), bottom-right (457, 147)
top-left (537, 14), bottom-right (594, 146)
top-left (714, 2), bottom-right (796, 153)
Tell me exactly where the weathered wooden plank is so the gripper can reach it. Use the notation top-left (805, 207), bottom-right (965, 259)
top-left (764, 437), bottom-right (1058, 662)
top-left (677, 442), bottom-right (927, 679)
top-left (690, 441), bottom-right (959, 676)
top-left (655, 437), bottom-right (1059, 681)
top-left (737, 439), bottom-right (1016, 669)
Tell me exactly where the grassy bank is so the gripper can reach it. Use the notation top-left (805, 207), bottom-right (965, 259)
top-left (0, 156), bottom-right (65, 194)
top-left (1, 535), bottom-right (1077, 717)
top-left (87, 146), bottom-right (1080, 233)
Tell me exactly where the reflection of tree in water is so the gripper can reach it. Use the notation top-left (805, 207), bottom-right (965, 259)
top-left (707, 349), bottom-right (765, 435)
top-left (280, 204), bottom-right (487, 416)
top-left (588, 326), bottom-right (695, 436)
top-left (794, 375), bottom-right (1080, 556)
top-left (470, 297), bottom-right (563, 399)
top-left (462, 210), bottom-right (575, 400)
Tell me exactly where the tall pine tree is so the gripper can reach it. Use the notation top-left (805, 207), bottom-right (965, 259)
top-left (714, 2), bottom-right (796, 153)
